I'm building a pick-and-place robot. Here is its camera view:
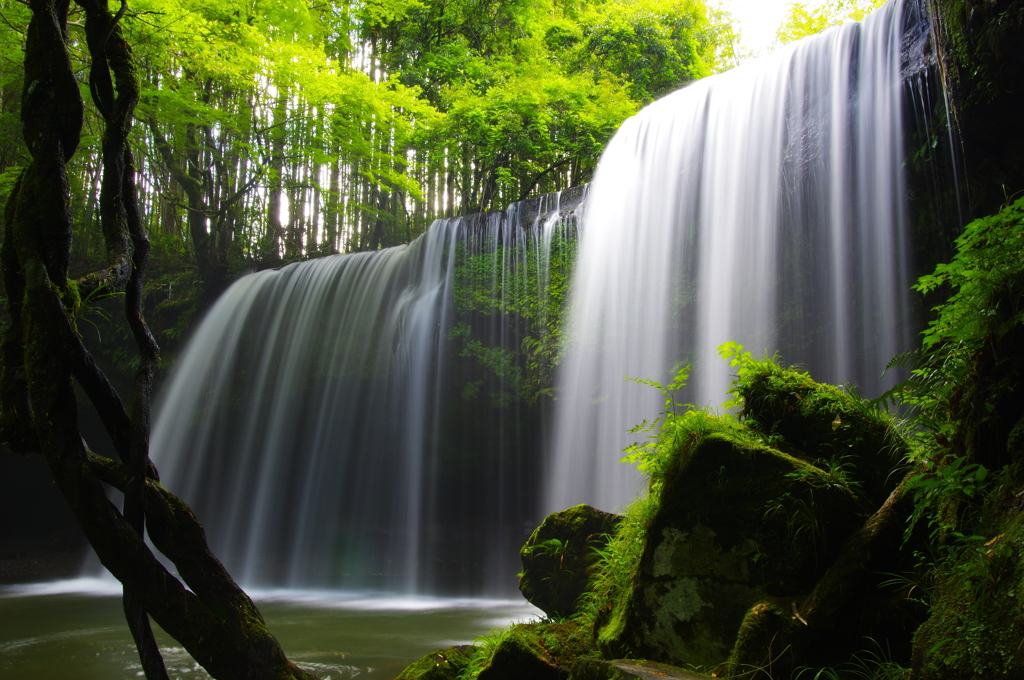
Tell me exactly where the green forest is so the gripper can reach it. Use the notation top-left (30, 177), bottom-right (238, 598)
top-left (1, 0), bottom-right (1023, 678)
top-left (0, 0), bottom-right (733, 312)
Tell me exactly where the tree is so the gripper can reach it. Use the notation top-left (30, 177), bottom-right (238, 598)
top-left (775, 0), bottom-right (886, 45)
top-left (0, 1), bottom-right (316, 678)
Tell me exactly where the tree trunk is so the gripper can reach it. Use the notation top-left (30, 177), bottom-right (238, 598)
top-left (0, 3), bottom-right (319, 679)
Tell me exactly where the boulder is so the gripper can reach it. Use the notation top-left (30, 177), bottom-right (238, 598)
top-left (476, 621), bottom-right (593, 680)
top-left (595, 413), bottom-right (865, 669)
top-left (520, 504), bottom-right (622, 618)
top-left (397, 645), bottom-right (474, 680)
top-left (735, 361), bottom-right (908, 506)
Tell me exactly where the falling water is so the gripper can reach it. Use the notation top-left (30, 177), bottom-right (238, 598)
top-left (143, 0), bottom-right (935, 598)
top-left (149, 189), bottom-right (583, 595)
top-left (545, 0), bottom-right (928, 514)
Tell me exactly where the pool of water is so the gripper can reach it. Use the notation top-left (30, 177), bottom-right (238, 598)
top-left (0, 579), bottom-right (540, 679)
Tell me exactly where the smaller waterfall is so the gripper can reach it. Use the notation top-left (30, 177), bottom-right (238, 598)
top-left (546, 0), bottom-right (925, 515)
top-left (150, 189), bottom-right (583, 596)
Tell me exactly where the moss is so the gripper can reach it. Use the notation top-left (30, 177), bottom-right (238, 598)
top-left (912, 494), bottom-right (1024, 678)
top-left (591, 411), bottom-right (863, 669)
top-left (520, 504), bottom-right (622, 618)
top-left (583, 492), bottom-right (660, 647)
top-left (467, 621), bottom-right (595, 680)
top-left (734, 359), bottom-right (908, 507)
top-left (397, 645), bottom-right (474, 680)
top-left (714, 599), bottom-right (797, 680)
top-left (62, 276), bottom-right (81, 320)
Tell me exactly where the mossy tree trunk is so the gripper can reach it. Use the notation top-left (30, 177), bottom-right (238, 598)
top-left (0, 2), bottom-right (317, 679)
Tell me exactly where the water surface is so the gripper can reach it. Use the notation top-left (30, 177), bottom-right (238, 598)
top-left (0, 579), bottom-right (539, 679)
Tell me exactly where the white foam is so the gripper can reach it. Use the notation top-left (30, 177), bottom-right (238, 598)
top-left (242, 587), bottom-right (541, 614)
top-left (0, 577), bottom-right (124, 598)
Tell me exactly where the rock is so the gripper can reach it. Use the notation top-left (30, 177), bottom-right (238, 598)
top-left (568, 658), bottom-right (714, 680)
top-left (476, 621), bottom-right (592, 680)
top-left (520, 504), bottom-right (623, 618)
top-left (595, 412), bottom-right (865, 669)
top-left (396, 645), bottom-right (475, 680)
top-left (477, 632), bottom-right (564, 680)
top-left (735, 361), bottom-right (908, 506)
top-left (716, 483), bottom-right (921, 680)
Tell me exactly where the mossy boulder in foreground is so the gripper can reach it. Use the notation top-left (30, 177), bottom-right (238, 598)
top-left (735, 359), bottom-right (909, 505)
top-left (520, 504), bottom-right (623, 619)
top-left (476, 621), bottom-right (595, 680)
top-left (396, 645), bottom-right (475, 680)
top-left (594, 412), bottom-right (866, 669)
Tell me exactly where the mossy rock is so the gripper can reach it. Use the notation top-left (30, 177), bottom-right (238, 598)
top-left (912, 495), bottom-right (1024, 678)
top-left (397, 645), bottom-right (474, 680)
top-left (477, 621), bottom-right (593, 680)
top-left (714, 476), bottom-right (924, 678)
top-left (596, 416), bottom-right (864, 669)
top-left (714, 599), bottom-right (798, 680)
top-left (520, 504), bottom-right (623, 618)
top-left (736, 361), bottom-right (908, 506)
top-left (568, 658), bottom-right (714, 680)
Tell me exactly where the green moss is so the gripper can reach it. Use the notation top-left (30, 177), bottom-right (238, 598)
top-left (581, 491), bottom-right (660, 629)
top-left (461, 621), bottom-right (594, 680)
top-left (397, 645), bottom-right (474, 680)
top-left (730, 356), bottom-right (908, 507)
top-left (588, 405), bottom-right (865, 668)
top-left (62, 277), bottom-right (82, 320)
top-left (714, 599), bottom-right (796, 680)
top-left (912, 492), bottom-right (1024, 678)
top-left (520, 504), bottom-right (622, 618)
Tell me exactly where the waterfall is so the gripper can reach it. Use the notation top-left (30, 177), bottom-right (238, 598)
top-left (545, 0), bottom-right (925, 515)
top-left (145, 0), bottom-right (933, 597)
top-left (149, 189), bottom-right (583, 595)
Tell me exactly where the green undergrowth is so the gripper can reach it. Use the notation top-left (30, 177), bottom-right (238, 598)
top-left (792, 638), bottom-right (910, 680)
top-left (880, 196), bottom-right (1024, 677)
top-left (882, 196), bottom-right (1024, 545)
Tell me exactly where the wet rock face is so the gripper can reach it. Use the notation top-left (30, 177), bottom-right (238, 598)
top-left (520, 504), bottom-right (623, 618)
top-left (597, 430), bottom-right (865, 668)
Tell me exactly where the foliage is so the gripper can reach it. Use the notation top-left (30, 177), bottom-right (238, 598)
top-left (578, 490), bottom-right (662, 631)
top-left (557, 0), bottom-right (736, 103)
top-left (364, 0), bottom-right (735, 214)
top-left (620, 363), bottom-right (693, 473)
top-left (0, 0), bottom-right (737, 374)
top-left (915, 196), bottom-right (1024, 358)
top-left (776, 0), bottom-right (886, 45)
top-left (873, 197), bottom-right (1024, 677)
top-left (794, 638), bottom-right (910, 679)
top-left (449, 221), bottom-right (578, 405)
top-left (879, 197), bottom-right (1024, 541)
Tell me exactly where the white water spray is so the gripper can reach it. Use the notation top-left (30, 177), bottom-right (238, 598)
top-left (546, 0), bottom-right (919, 514)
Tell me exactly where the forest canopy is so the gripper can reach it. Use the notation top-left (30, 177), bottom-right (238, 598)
top-left (0, 0), bottom-right (734, 304)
